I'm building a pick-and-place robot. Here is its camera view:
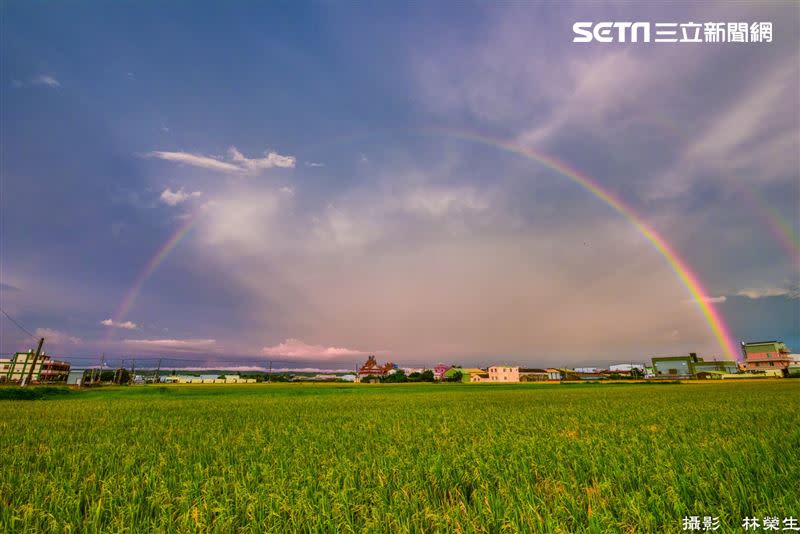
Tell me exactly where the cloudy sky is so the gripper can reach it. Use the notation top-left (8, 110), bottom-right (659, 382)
top-left (1, 2), bottom-right (798, 369)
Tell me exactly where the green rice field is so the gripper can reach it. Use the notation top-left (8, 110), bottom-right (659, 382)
top-left (1, 381), bottom-right (798, 532)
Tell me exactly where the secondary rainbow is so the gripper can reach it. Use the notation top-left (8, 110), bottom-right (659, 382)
top-left (424, 127), bottom-right (739, 360)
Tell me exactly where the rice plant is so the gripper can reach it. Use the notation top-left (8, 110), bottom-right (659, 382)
top-left (1, 382), bottom-right (797, 532)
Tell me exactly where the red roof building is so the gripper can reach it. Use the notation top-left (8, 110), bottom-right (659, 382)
top-left (357, 355), bottom-right (394, 379)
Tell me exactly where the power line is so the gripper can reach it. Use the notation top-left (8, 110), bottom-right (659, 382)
top-left (0, 306), bottom-right (37, 339)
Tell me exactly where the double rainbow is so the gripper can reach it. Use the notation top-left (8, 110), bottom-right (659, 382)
top-left (108, 129), bottom-right (741, 360)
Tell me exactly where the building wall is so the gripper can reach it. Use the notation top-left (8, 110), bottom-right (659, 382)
top-left (488, 366), bottom-right (520, 382)
top-left (693, 361), bottom-right (738, 374)
top-left (742, 342), bottom-right (792, 371)
top-left (2, 352), bottom-right (69, 383)
top-left (652, 358), bottom-right (692, 376)
top-left (519, 372), bottom-right (548, 382)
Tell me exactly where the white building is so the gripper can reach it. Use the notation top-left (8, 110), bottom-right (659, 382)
top-left (609, 364), bottom-right (645, 372)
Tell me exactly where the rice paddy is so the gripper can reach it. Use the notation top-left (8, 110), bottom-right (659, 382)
top-left (1, 381), bottom-right (798, 532)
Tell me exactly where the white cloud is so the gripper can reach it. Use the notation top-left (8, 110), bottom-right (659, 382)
top-left (160, 187), bottom-right (202, 206)
top-left (144, 146), bottom-right (295, 174)
top-left (34, 328), bottom-right (80, 345)
top-left (122, 338), bottom-right (216, 350)
top-left (403, 187), bottom-right (489, 217)
top-left (31, 75), bottom-right (61, 88)
top-left (12, 75), bottom-right (62, 89)
top-left (279, 186), bottom-right (295, 196)
top-left (736, 287), bottom-right (799, 299)
top-left (262, 338), bottom-right (369, 359)
top-left (228, 147), bottom-right (296, 171)
top-left (686, 296), bottom-right (727, 304)
top-left (305, 161), bottom-right (325, 168)
top-left (145, 151), bottom-right (242, 173)
top-left (101, 318), bottom-right (139, 330)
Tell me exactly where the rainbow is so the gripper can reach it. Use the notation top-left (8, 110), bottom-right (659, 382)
top-left (104, 213), bottom-right (198, 342)
top-left (108, 128), bottom-right (740, 359)
top-left (737, 186), bottom-right (800, 264)
top-left (646, 117), bottom-right (799, 264)
top-left (423, 127), bottom-right (739, 360)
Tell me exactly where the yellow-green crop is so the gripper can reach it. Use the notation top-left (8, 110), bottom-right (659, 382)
top-left (1, 381), bottom-right (798, 532)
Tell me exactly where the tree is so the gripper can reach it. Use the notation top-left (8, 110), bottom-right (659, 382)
top-left (115, 368), bottom-right (131, 384)
top-left (445, 370), bottom-right (463, 383)
top-left (407, 372), bottom-right (422, 382)
top-left (381, 369), bottom-right (408, 383)
top-left (420, 370), bottom-right (435, 382)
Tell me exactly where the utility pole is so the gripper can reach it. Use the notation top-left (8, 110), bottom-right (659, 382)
top-left (154, 358), bottom-right (162, 384)
top-left (268, 360), bottom-right (272, 382)
top-left (130, 359), bottom-right (136, 385)
top-left (116, 359), bottom-right (125, 384)
top-left (100, 353), bottom-right (105, 383)
top-left (21, 337), bottom-right (45, 387)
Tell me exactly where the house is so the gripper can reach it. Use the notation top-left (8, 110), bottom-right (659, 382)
top-left (460, 368), bottom-right (486, 383)
top-left (433, 363), bottom-right (450, 380)
top-left (741, 341), bottom-right (794, 372)
top-left (487, 366), bottom-right (549, 382)
top-left (0, 351), bottom-right (71, 383)
top-left (470, 372), bottom-right (490, 383)
top-left (488, 365), bottom-right (518, 382)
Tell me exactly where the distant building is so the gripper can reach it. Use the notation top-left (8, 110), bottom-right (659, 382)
top-left (692, 359), bottom-right (738, 374)
top-left (545, 368), bottom-right (564, 381)
top-left (562, 370), bottom-right (607, 381)
top-left (609, 364), bottom-right (645, 372)
top-left (519, 369), bottom-right (549, 382)
top-left (460, 368), bottom-right (486, 383)
top-left (0, 351), bottom-right (70, 383)
top-left (470, 372), bottom-right (490, 383)
top-left (66, 369), bottom-right (86, 386)
top-left (651, 353), bottom-right (738, 378)
top-left (311, 374), bottom-right (338, 381)
top-left (433, 363), bottom-right (450, 380)
top-left (357, 355), bottom-right (394, 380)
top-left (489, 366), bottom-right (518, 382)
top-left (488, 366), bottom-right (548, 382)
top-left (741, 341), bottom-right (794, 372)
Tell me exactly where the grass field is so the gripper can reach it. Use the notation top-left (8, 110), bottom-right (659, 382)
top-left (1, 382), bottom-right (798, 533)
